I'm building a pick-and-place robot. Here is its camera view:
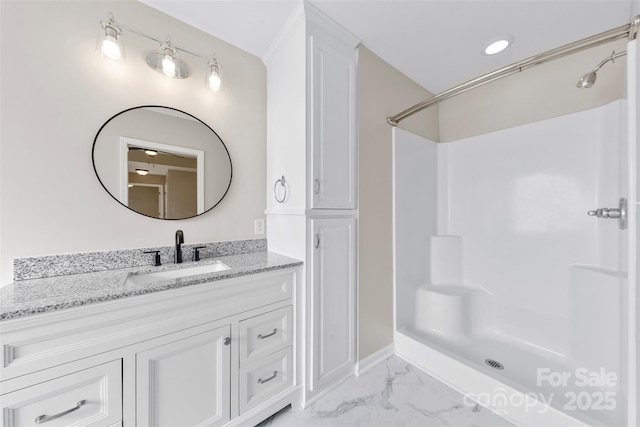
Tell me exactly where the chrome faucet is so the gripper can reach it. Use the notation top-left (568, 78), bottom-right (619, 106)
top-left (175, 230), bottom-right (184, 263)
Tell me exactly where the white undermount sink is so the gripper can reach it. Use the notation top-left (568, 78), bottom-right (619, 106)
top-left (125, 261), bottom-right (231, 286)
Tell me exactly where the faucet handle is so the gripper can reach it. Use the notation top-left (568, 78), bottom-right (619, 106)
top-left (192, 246), bottom-right (207, 262)
top-left (143, 250), bottom-right (161, 266)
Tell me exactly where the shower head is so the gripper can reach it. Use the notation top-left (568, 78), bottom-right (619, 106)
top-left (577, 70), bottom-right (598, 88)
top-left (577, 50), bottom-right (626, 89)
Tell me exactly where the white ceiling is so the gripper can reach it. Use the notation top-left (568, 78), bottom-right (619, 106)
top-left (140, 0), bottom-right (635, 94)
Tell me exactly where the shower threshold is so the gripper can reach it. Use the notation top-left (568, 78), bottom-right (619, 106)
top-left (396, 327), bottom-right (625, 427)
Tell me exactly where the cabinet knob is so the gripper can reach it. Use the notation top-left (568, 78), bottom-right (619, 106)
top-left (223, 337), bottom-right (231, 346)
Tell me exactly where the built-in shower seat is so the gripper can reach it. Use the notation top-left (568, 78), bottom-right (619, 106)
top-left (414, 235), bottom-right (491, 337)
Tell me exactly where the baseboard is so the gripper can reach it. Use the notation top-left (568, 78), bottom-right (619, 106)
top-left (355, 343), bottom-right (394, 376)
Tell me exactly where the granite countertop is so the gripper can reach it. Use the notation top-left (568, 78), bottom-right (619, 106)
top-left (0, 251), bottom-right (302, 321)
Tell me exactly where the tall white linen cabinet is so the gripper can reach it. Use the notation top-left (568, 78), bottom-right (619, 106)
top-left (264, 2), bottom-right (359, 406)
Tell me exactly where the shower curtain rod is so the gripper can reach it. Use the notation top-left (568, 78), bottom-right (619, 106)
top-left (387, 15), bottom-right (640, 126)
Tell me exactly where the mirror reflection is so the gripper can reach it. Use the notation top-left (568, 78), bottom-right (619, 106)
top-left (92, 106), bottom-right (232, 219)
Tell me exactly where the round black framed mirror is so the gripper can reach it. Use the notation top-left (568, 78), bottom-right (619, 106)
top-left (92, 106), bottom-right (232, 220)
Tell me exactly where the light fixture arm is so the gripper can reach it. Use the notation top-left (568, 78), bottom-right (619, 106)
top-left (161, 36), bottom-right (177, 57)
top-left (208, 55), bottom-right (220, 70)
top-left (106, 15), bottom-right (213, 62)
top-left (100, 12), bottom-right (122, 36)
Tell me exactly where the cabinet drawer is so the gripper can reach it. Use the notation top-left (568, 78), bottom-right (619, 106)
top-left (239, 306), bottom-right (292, 366)
top-left (1, 360), bottom-right (122, 426)
top-left (239, 347), bottom-right (292, 414)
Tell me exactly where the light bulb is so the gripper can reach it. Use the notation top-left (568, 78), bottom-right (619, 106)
top-left (101, 34), bottom-right (121, 60)
top-left (209, 70), bottom-right (221, 91)
top-left (98, 14), bottom-right (123, 61)
top-left (162, 55), bottom-right (176, 77)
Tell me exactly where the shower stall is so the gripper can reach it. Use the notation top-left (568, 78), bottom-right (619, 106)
top-left (391, 17), bottom-right (639, 427)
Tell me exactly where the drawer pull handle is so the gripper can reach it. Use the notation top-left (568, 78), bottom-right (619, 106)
top-left (258, 370), bottom-right (278, 384)
top-left (257, 329), bottom-right (277, 339)
top-left (35, 399), bottom-right (87, 424)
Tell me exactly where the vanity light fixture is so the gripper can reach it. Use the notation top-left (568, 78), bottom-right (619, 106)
top-left (97, 12), bottom-right (124, 60)
top-left (97, 12), bottom-right (221, 90)
top-left (145, 37), bottom-right (189, 79)
top-left (135, 169), bottom-right (149, 176)
top-left (207, 56), bottom-right (222, 92)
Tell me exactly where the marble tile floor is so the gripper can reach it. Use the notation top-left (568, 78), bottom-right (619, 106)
top-left (257, 356), bottom-right (514, 427)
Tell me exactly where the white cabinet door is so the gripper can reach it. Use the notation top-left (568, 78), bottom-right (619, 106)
top-left (309, 35), bottom-right (357, 210)
top-left (136, 326), bottom-right (231, 427)
top-left (309, 217), bottom-right (356, 393)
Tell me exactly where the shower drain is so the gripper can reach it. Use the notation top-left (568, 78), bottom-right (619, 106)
top-left (485, 359), bottom-right (504, 370)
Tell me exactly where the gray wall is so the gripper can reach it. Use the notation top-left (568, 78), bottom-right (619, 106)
top-left (0, 0), bottom-right (266, 283)
top-left (357, 46), bottom-right (439, 360)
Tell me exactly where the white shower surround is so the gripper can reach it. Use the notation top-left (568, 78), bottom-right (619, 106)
top-left (393, 100), bottom-right (631, 426)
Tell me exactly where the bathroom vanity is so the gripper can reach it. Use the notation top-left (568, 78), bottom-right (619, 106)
top-left (0, 252), bottom-right (302, 427)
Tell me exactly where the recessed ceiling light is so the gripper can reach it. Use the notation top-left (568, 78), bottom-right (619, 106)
top-left (483, 35), bottom-right (514, 55)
